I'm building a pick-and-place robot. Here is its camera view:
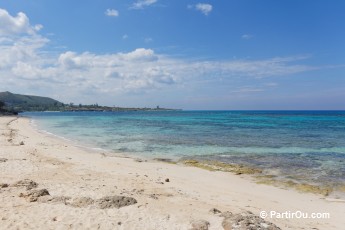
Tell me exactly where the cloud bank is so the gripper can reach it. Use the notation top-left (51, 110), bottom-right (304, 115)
top-left (0, 8), bottom-right (318, 105)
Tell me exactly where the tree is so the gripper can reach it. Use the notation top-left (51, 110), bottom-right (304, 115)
top-left (0, 100), bottom-right (5, 109)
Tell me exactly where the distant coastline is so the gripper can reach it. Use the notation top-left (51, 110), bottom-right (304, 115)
top-left (59, 105), bottom-right (181, 112)
top-left (0, 91), bottom-right (180, 113)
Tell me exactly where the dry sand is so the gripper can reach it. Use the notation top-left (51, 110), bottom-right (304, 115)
top-left (0, 116), bottom-right (344, 229)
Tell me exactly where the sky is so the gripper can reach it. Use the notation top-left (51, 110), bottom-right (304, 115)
top-left (0, 0), bottom-right (345, 110)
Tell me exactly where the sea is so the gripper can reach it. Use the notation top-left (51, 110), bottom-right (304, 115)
top-left (23, 110), bottom-right (345, 192)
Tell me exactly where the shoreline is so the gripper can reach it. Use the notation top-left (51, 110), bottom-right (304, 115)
top-left (26, 114), bottom-right (345, 199)
top-left (1, 116), bottom-right (344, 229)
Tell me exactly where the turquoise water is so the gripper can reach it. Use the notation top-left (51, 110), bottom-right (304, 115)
top-left (23, 111), bottom-right (345, 188)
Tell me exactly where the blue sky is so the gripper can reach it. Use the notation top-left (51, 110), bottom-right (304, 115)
top-left (1, 0), bottom-right (344, 109)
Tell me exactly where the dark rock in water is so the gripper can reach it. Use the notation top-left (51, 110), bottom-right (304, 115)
top-left (96, 196), bottom-right (137, 209)
top-left (70, 197), bottom-right (94, 208)
top-left (0, 158), bottom-right (8, 163)
top-left (0, 183), bottom-right (9, 188)
top-left (19, 189), bottom-right (50, 202)
top-left (222, 211), bottom-right (281, 230)
top-left (12, 179), bottom-right (38, 190)
top-left (191, 220), bottom-right (210, 230)
top-left (209, 208), bottom-right (222, 214)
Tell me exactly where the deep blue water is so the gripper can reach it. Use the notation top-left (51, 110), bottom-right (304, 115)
top-left (23, 110), bottom-right (345, 187)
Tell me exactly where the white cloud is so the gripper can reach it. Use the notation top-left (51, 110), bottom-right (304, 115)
top-left (122, 34), bottom-right (129, 40)
top-left (189, 3), bottom-right (213, 16)
top-left (34, 24), bottom-right (43, 31)
top-left (119, 48), bottom-right (158, 61)
top-left (0, 9), bottom-right (49, 69)
top-left (0, 8), bottom-right (42, 36)
top-left (242, 34), bottom-right (253, 40)
top-left (131, 0), bottom-right (158, 9)
top-left (105, 9), bottom-right (119, 17)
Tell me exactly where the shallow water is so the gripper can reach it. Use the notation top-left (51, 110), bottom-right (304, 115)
top-left (23, 110), bottom-right (345, 188)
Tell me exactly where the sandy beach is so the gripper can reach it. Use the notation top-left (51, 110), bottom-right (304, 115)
top-left (0, 116), bottom-right (344, 230)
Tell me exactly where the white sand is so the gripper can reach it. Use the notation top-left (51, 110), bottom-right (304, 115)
top-left (0, 116), bottom-right (344, 229)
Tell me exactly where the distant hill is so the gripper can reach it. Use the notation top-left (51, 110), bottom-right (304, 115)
top-left (0, 91), bottom-right (64, 112)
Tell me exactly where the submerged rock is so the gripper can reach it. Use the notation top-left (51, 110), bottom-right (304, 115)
top-left (12, 179), bottom-right (38, 190)
top-left (221, 211), bottom-right (281, 230)
top-left (19, 189), bottom-right (50, 202)
top-left (96, 196), bottom-right (137, 209)
top-left (256, 177), bottom-right (333, 196)
top-left (182, 159), bottom-right (262, 175)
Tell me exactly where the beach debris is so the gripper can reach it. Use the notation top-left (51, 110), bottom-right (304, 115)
top-left (12, 179), bottom-right (38, 190)
top-left (70, 197), bottom-right (95, 208)
top-left (0, 183), bottom-right (9, 188)
top-left (149, 194), bottom-right (159, 200)
top-left (96, 196), bottom-right (137, 209)
top-left (190, 220), bottom-right (210, 230)
top-left (0, 158), bottom-right (8, 163)
top-left (221, 211), bottom-right (281, 230)
top-left (19, 141), bottom-right (24, 145)
top-left (134, 158), bottom-right (142, 162)
top-left (153, 158), bottom-right (177, 164)
top-left (165, 178), bottom-right (170, 182)
top-left (209, 208), bottom-right (222, 214)
top-left (19, 189), bottom-right (50, 202)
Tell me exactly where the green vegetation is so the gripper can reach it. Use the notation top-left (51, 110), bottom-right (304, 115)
top-left (0, 91), bottom-right (64, 112)
top-left (0, 99), bottom-right (18, 115)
